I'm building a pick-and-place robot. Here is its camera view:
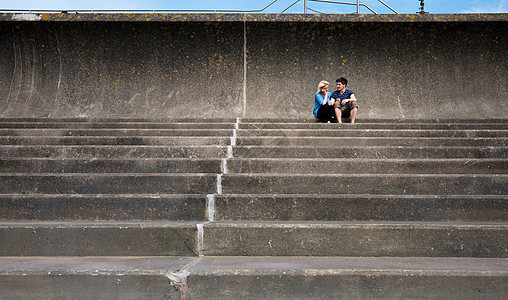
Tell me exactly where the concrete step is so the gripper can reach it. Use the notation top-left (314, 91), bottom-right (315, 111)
top-left (3, 136), bottom-right (504, 147)
top-left (201, 221), bottom-right (508, 257)
top-left (0, 256), bottom-right (506, 299)
top-left (240, 118), bottom-right (508, 124)
top-left (0, 220), bottom-right (505, 257)
top-left (0, 256), bottom-right (191, 299)
top-left (0, 194), bottom-right (209, 221)
top-left (2, 120), bottom-right (506, 130)
top-left (213, 194), bottom-right (508, 222)
top-left (2, 194), bottom-right (505, 223)
top-left (221, 174), bottom-right (507, 195)
top-left (0, 158), bottom-right (223, 173)
top-left (0, 221), bottom-right (199, 256)
top-left (232, 145), bottom-right (507, 159)
top-left (0, 121), bottom-right (235, 129)
top-left (225, 158), bottom-right (508, 174)
top-left (182, 256), bottom-right (508, 299)
top-left (237, 136), bottom-right (508, 146)
top-left (1, 256), bottom-right (506, 300)
top-left (0, 145), bottom-right (228, 158)
top-left (237, 128), bottom-right (508, 137)
top-left (0, 117), bottom-right (505, 298)
top-left (1, 174), bottom-right (218, 194)
top-left (239, 122), bottom-right (508, 130)
top-left (0, 128), bottom-right (235, 137)
top-left (0, 117), bottom-right (237, 123)
top-left (0, 136), bottom-right (231, 146)
top-left (4, 158), bottom-right (504, 175)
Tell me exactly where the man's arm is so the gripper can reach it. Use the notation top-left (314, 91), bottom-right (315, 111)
top-left (322, 92), bottom-right (334, 106)
top-left (328, 92), bottom-right (337, 106)
top-left (341, 93), bottom-right (356, 105)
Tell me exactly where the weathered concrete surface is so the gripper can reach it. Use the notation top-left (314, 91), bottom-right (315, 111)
top-left (0, 117), bottom-right (506, 297)
top-left (0, 136), bottom-right (231, 146)
top-left (2, 13), bottom-right (505, 22)
top-left (238, 120), bottom-right (508, 129)
top-left (0, 174), bottom-right (218, 194)
top-left (235, 137), bottom-right (508, 146)
top-left (0, 222), bottom-right (198, 256)
top-left (232, 145), bottom-right (508, 158)
top-left (203, 221), bottom-right (508, 257)
top-left (0, 13), bottom-right (506, 119)
top-left (221, 174), bottom-right (507, 195)
top-left (0, 128), bottom-right (234, 136)
top-left (0, 194), bottom-right (208, 221)
top-left (0, 158), bottom-right (223, 173)
top-left (237, 128), bottom-right (508, 137)
top-left (0, 19), bottom-right (244, 118)
top-left (0, 256), bottom-right (192, 300)
top-left (0, 145), bottom-right (229, 158)
top-left (226, 158), bottom-right (508, 173)
top-left (245, 19), bottom-right (507, 119)
top-left (185, 256), bottom-right (508, 299)
top-left (214, 195), bottom-right (508, 222)
top-left (0, 119), bottom-right (237, 128)
top-left (1, 256), bottom-right (506, 300)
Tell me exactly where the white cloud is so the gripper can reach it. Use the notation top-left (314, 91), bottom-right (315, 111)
top-left (1, 0), bottom-right (144, 10)
top-left (2, 0), bottom-right (507, 13)
top-left (463, 0), bottom-right (507, 13)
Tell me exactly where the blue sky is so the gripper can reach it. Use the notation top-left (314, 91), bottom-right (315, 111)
top-left (1, 0), bottom-right (507, 14)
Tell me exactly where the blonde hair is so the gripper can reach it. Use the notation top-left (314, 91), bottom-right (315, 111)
top-left (317, 80), bottom-right (330, 93)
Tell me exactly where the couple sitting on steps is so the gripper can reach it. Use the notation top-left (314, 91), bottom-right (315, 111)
top-left (313, 77), bottom-right (358, 123)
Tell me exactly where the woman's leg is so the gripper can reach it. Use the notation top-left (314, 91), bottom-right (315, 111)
top-left (317, 105), bottom-right (334, 122)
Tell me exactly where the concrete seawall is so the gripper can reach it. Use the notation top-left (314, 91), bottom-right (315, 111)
top-left (0, 13), bottom-right (506, 119)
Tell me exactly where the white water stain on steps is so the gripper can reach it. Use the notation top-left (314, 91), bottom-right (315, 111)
top-left (206, 194), bottom-right (215, 222)
top-left (196, 223), bottom-right (205, 257)
top-left (196, 118), bottom-right (239, 261)
top-left (216, 174), bottom-right (222, 195)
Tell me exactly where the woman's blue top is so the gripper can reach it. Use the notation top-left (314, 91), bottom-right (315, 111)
top-left (313, 92), bottom-right (331, 118)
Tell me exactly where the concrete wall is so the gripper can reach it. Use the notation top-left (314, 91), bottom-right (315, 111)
top-left (0, 13), bottom-right (506, 119)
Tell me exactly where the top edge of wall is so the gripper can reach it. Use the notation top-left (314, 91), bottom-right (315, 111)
top-left (1, 13), bottom-right (507, 23)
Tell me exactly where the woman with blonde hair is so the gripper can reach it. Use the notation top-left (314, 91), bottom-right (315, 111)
top-left (313, 80), bottom-right (335, 122)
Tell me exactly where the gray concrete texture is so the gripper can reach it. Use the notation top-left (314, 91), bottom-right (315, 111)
top-left (0, 222), bottom-right (198, 256)
top-left (0, 13), bottom-right (506, 119)
top-left (213, 195), bottom-right (508, 222)
top-left (0, 256), bottom-right (190, 299)
top-left (201, 221), bottom-right (508, 257)
top-left (1, 256), bottom-right (507, 299)
top-left (0, 194), bottom-right (209, 221)
top-left (184, 256), bottom-right (508, 299)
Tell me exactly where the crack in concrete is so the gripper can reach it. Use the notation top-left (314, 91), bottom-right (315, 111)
top-left (167, 257), bottom-right (201, 300)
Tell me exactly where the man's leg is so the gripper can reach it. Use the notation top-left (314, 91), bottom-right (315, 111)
top-left (350, 107), bottom-right (358, 124)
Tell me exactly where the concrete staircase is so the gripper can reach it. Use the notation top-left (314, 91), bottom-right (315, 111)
top-left (0, 118), bottom-right (507, 299)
